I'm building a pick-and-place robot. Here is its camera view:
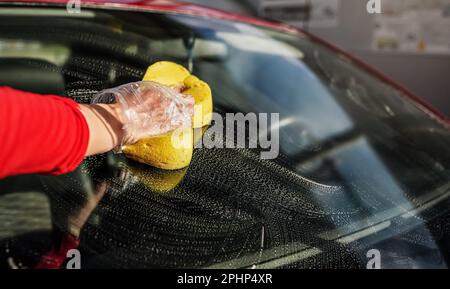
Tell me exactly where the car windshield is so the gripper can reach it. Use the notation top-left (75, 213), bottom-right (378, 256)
top-left (0, 5), bottom-right (449, 269)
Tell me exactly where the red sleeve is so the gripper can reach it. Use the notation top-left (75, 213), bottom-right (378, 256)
top-left (0, 86), bottom-right (90, 179)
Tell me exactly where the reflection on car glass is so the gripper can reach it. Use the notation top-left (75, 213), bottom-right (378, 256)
top-left (313, 49), bottom-right (410, 118)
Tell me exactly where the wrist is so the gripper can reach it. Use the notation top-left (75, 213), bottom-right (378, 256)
top-left (79, 103), bottom-right (125, 156)
top-left (109, 102), bottom-right (124, 127)
top-left (102, 103), bottom-right (125, 149)
top-left (109, 103), bottom-right (126, 149)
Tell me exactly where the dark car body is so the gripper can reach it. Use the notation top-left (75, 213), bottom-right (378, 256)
top-left (0, 0), bottom-right (449, 269)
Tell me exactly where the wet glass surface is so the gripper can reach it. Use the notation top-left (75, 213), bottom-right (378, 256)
top-left (0, 5), bottom-right (450, 268)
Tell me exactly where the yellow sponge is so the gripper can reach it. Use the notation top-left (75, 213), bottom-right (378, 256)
top-left (125, 164), bottom-right (188, 194)
top-left (142, 61), bottom-right (190, 88)
top-left (122, 61), bottom-right (213, 170)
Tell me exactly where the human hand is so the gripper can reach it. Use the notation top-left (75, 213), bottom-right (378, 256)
top-left (92, 81), bottom-right (194, 150)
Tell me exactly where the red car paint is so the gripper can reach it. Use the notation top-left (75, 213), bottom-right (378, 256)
top-left (0, 0), bottom-right (448, 126)
top-left (0, 0), bottom-right (299, 33)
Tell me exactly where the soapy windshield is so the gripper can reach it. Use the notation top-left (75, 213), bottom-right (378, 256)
top-left (0, 5), bottom-right (449, 269)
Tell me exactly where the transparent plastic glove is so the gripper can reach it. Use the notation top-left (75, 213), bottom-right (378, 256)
top-left (92, 81), bottom-right (194, 151)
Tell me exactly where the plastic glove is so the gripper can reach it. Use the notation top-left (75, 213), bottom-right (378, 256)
top-left (92, 81), bottom-right (194, 151)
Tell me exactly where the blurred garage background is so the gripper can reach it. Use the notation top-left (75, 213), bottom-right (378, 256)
top-left (184, 0), bottom-right (450, 117)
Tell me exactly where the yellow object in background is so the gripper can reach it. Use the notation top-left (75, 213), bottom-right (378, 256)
top-left (123, 61), bottom-right (213, 170)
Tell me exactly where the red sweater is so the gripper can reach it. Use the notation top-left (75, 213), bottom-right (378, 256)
top-left (0, 86), bottom-right (89, 179)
